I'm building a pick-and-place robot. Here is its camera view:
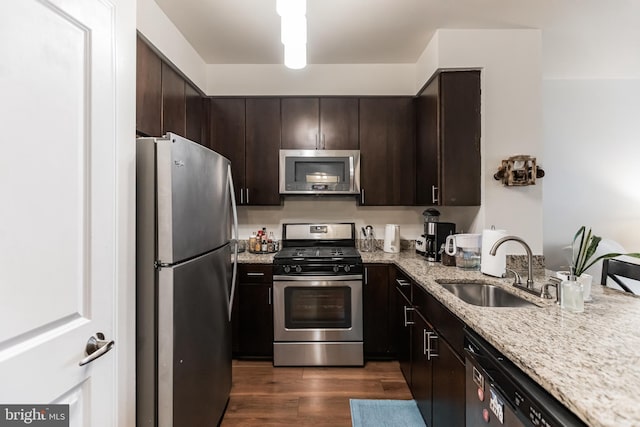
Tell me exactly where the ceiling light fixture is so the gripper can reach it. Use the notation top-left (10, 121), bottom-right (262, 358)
top-left (276, 0), bottom-right (307, 69)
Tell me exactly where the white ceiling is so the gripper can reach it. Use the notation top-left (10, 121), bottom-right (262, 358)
top-left (153, 0), bottom-right (639, 65)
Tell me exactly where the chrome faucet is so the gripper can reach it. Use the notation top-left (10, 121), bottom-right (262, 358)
top-left (490, 235), bottom-right (534, 289)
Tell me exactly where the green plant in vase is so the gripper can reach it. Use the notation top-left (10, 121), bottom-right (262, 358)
top-left (571, 226), bottom-right (640, 277)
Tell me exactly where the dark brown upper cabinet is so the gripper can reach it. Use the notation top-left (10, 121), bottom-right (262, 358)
top-left (281, 97), bottom-right (358, 150)
top-left (185, 83), bottom-right (204, 145)
top-left (161, 63), bottom-right (186, 137)
top-left (208, 98), bottom-right (281, 206)
top-left (359, 97), bottom-right (415, 206)
top-left (416, 70), bottom-right (481, 206)
top-left (136, 36), bottom-right (162, 137)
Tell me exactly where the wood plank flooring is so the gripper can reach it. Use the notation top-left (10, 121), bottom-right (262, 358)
top-left (220, 360), bottom-right (412, 426)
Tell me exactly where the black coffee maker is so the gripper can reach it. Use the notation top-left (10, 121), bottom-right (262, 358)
top-left (423, 209), bottom-right (455, 262)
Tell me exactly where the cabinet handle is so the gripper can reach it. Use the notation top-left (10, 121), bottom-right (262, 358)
top-left (246, 188), bottom-right (250, 204)
top-left (431, 185), bottom-right (439, 204)
top-left (315, 134), bottom-right (319, 150)
top-left (240, 188), bottom-right (244, 204)
top-left (425, 330), bottom-right (439, 360)
top-left (364, 267), bottom-right (368, 285)
top-left (396, 278), bottom-right (410, 287)
top-left (268, 287), bottom-right (272, 305)
top-left (361, 188), bottom-right (365, 205)
top-left (246, 272), bottom-right (265, 277)
top-left (322, 133), bottom-right (326, 149)
top-left (403, 306), bottom-right (415, 327)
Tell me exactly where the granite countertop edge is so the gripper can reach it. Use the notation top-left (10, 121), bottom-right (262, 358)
top-left (237, 249), bottom-right (640, 427)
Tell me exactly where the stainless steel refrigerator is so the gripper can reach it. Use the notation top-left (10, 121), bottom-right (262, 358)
top-left (136, 133), bottom-right (238, 426)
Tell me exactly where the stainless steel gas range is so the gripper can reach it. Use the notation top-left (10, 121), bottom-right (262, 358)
top-left (272, 223), bottom-right (364, 367)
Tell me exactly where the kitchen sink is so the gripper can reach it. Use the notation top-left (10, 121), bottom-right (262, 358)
top-left (437, 281), bottom-right (538, 308)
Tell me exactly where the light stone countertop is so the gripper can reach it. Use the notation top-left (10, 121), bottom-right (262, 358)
top-left (237, 249), bottom-right (640, 427)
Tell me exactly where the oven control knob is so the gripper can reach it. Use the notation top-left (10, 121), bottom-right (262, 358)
top-left (283, 265), bottom-right (291, 273)
top-left (344, 265), bottom-right (351, 273)
top-left (295, 265), bottom-right (302, 273)
top-left (333, 265), bottom-right (340, 273)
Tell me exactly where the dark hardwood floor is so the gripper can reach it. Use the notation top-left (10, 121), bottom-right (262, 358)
top-left (220, 360), bottom-right (413, 426)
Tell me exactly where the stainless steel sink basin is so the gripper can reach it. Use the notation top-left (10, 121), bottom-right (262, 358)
top-left (437, 281), bottom-right (538, 308)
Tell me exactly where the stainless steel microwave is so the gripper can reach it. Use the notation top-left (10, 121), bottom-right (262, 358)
top-left (279, 149), bottom-right (361, 195)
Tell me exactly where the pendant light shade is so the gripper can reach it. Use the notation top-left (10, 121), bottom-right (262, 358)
top-left (284, 43), bottom-right (306, 70)
top-left (276, 0), bottom-right (307, 69)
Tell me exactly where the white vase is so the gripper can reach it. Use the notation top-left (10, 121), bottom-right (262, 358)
top-left (555, 271), bottom-right (593, 302)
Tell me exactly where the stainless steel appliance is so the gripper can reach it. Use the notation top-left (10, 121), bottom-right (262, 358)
top-left (273, 223), bottom-right (363, 366)
top-left (465, 330), bottom-right (586, 427)
top-left (279, 149), bottom-right (360, 195)
top-left (136, 133), bottom-right (238, 426)
top-left (425, 222), bottom-right (456, 262)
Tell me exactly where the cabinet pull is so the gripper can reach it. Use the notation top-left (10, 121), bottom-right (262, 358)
top-left (431, 185), bottom-right (439, 204)
top-left (268, 287), bottom-right (272, 305)
top-left (322, 133), bottom-right (326, 149)
top-left (315, 134), bottom-right (319, 150)
top-left (403, 306), bottom-right (415, 327)
top-left (246, 188), bottom-right (250, 204)
top-left (240, 188), bottom-right (244, 204)
top-left (361, 188), bottom-right (365, 205)
top-left (246, 272), bottom-right (265, 277)
top-left (395, 278), bottom-right (410, 287)
top-left (364, 267), bottom-right (368, 285)
top-left (425, 331), bottom-right (439, 360)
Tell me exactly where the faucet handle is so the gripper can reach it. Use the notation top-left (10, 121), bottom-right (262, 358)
top-left (505, 268), bottom-right (522, 286)
top-left (542, 277), bottom-right (562, 303)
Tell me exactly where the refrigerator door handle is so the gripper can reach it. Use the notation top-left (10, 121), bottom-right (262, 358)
top-left (227, 164), bottom-right (239, 322)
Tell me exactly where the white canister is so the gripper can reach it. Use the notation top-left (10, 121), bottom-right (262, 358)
top-left (383, 224), bottom-right (400, 253)
top-left (481, 229), bottom-right (508, 277)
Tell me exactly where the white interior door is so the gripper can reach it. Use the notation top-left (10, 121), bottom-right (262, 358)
top-left (0, 0), bottom-right (129, 424)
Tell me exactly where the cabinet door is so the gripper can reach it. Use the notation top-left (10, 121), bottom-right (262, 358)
top-left (209, 98), bottom-right (246, 197)
top-left (320, 98), bottom-right (359, 150)
top-left (245, 98), bottom-right (282, 205)
top-left (185, 83), bottom-right (203, 145)
top-left (394, 285), bottom-right (412, 385)
top-left (440, 71), bottom-right (481, 206)
top-left (416, 71), bottom-right (481, 206)
top-left (359, 97), bottom-right (415, 205)
top-left (281, 97), bottom-right (319, 149)
top-left (363, 265), bottom-right (391, 358)
top-left (161, 62), bottom-right (186, 136)
top-left (432, 339), bottom-right (466, 427)
top-left (232, 265), bottom-right (273, 358)
top-left (136, 36), bottom-right (162, 137)
top-left (411, 313), bottom-right (434, 427)
top-left (415, 75), bottom-right (439, 205)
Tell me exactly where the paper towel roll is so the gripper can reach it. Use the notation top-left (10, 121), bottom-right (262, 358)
top-left (481, 229), bottom-right (507, 277)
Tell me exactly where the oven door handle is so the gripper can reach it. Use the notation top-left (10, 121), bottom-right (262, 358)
top-left (273, 274), bottom-right (363, 281)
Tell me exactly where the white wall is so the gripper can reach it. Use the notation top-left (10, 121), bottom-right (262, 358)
top-left (237, 199), bottom-right (479, 242)
top-left (540, 22), bottom-right (640, 270)
top-left (542, 80), bottom-right (640, 269)
top-left (136, 0), bottom-right (208, 92)
top-left (415, 29), bottom-right (544, 254)
top-left (206, 64), bottom-right (416, 96)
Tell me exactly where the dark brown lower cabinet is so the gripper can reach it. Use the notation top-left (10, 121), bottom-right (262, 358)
top-left (388, 267), bottom-right (465, 426)
top-left (232, 264), bottom-right (273, 359)
top-left (363, 265), bottom-right (393, 358)
top-left (393, 272), bottom-right (413, 385)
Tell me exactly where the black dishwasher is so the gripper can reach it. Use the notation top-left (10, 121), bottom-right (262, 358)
top-left (465, 330), bottom-right (586, 427)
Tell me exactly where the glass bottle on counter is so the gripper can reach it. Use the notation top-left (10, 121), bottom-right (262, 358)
top-left (249, 232), bottom-right (257, 253)
top-left (561, 274), bottom-right (584, 313)
top-left (267, 232), bottom-right (275, 252)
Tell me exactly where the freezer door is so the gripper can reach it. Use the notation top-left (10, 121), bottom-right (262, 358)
top-left (157, 246), bottom-right (232, 427)
top-left (156, 133), bottom-right (231, 263)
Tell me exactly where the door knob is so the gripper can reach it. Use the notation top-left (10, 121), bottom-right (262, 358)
top-left (79, 332), bottom-right (115, 366)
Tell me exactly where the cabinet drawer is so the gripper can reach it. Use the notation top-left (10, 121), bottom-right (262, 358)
top-left (238, 264), bottom-right (273, 283)
top-left (413, 284), bottom-right (465, 358)
top-left (393, 269), bottom-right (412, 302)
